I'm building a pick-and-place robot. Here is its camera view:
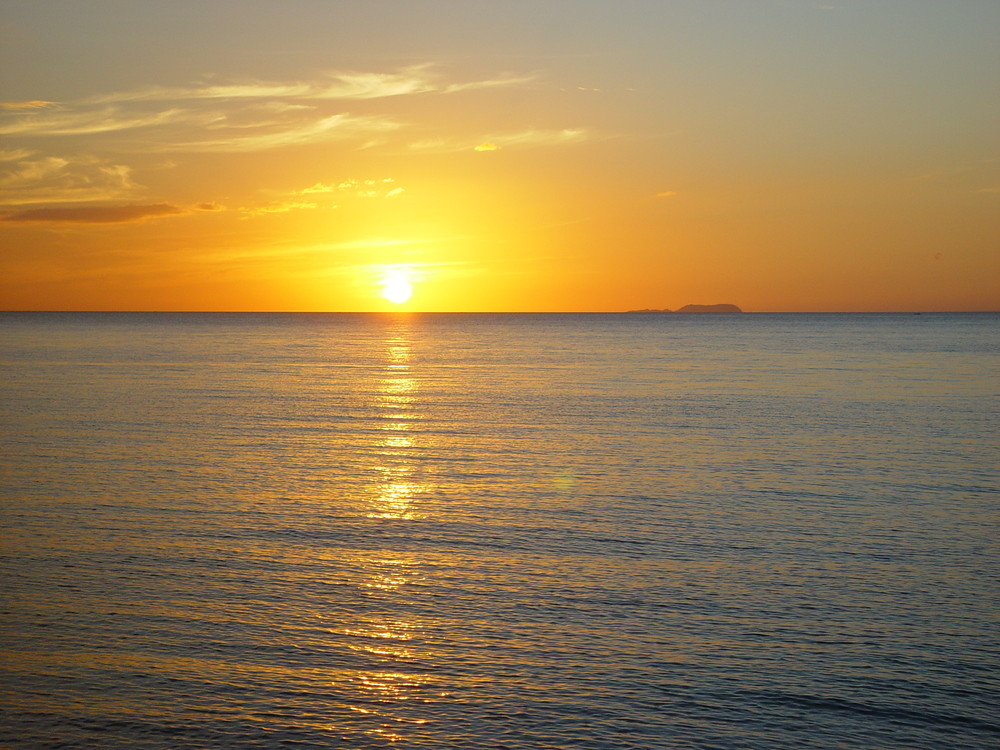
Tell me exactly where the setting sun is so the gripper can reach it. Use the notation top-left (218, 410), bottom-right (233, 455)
top-left (381, 273), bottom-right (413, 305)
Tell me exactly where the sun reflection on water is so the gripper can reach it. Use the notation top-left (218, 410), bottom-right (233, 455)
top-left (336, 319), bottom-right (440, 743)
top-left (340, 553), bottom-right (438, 741)
top-left (368, 322), bottom-right (426, 521)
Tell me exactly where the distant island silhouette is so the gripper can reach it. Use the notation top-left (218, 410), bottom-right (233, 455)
top-left (627, 304), bottom-right (743, 313)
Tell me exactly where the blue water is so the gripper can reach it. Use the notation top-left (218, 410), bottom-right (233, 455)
top-left (1, 312), bottom-right (998, 748)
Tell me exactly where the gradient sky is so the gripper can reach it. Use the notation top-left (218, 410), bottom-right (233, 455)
top-left (2, 0), bottom-right (997, 311)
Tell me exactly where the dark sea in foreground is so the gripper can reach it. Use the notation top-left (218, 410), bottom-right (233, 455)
top-left (1, 312), bottom-right (998, 749)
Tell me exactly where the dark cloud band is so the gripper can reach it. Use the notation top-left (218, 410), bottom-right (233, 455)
top-left (3, 202), bottom-right (184, 223)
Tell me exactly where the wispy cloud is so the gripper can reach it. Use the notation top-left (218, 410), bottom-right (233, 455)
top-left (0, 148), bottom-right (37, 162)
top-left (0, 107), bottom-right (188, 136)
top-left (238, 176), bottom-right (405, 217)
top-left (0, 100), bottom-right (58, 110)
top-left (87, 82), bottom-right (315, 105)
top-left (293, 177), bottom-right (401, 198)
top-left (0, 154), bottom-right (138, 206)
top-left (239, 201), bottom-right (318, 217)
top-left (297, 182), bottom-right (340, 195)
top-left (169, 113), bottom-right (399, 152)
top-left (0, 101), bottom-right (398, 155)
top-left (84, 67), bottom-right (535, 105)
top-left (0, 66), bottom-right (534, 147)
top-left (442, 72), bottom-right (538, 94)
top-left (313, 68), bottom-right (440, 99)
top-left (0, 66), bottom-right (555, 213)
top-left (2, 203), bottom-right (184, 223)
top-left (0, 100), bottom-right (400, 157)
top-left (412, 128), bottom-right (588, 153)
top-left (491, 129), bottom-right (588, 148)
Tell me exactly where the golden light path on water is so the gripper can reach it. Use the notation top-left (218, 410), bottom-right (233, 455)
top-left (371, 323), bottom-right (425, 522)
top-left (338, 317), bottom-right (439, 742)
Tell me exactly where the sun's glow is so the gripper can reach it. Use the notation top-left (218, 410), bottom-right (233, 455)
top-left (381, 272), bottom-right (413, 304)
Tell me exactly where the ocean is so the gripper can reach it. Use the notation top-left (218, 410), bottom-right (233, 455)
top-left (1, 312), bottom-right (997, 749)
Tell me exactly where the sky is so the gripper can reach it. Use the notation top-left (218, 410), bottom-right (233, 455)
top-left (1, 0), bottom-right (998, 312)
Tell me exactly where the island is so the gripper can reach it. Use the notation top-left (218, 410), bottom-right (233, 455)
top-left (626, 304), bottom-right (742, 313)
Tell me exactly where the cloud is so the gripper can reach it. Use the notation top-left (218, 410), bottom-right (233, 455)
top-left (0, 66), bottom-right (541, 208)
top-left (412, 129), bottom-right (588, 153)
top-left (227, 177), bottom-right (403, 219)
top-left (0, 106), bottom-right (187, 136)
top-left (0, 154), bottom-right (138, 206)
top-left (0, 102), bottom-right (399, 152)
top-left (195, 202), bottom-right (225, 211)
top-left (313, 68), bottom-right (439, 99)
top-left (88, 83), bottom-right (314, 105)
top-left (0, 148), bottom-right (36, 162)
top-left (0, 66), bottom-right (532, 148)
top-left (493, 129), bottom-right (588, 148)
top-left (297, 182), bottom-right (339, 194)
top-left (442, 73), bottom-right (538, 94)
top-left (162, 113), bottom-right (399, 152)
top-left (2, 202), bottom-right (184, 223)
top-left (292, 177), bottom-right (401, 198)
top-left (0, 100), bottom-right (58, 110)
top-left (239, 201), bottom-right (318, 217)
top-left (84, 66), bottom-right (535, 105)
top-left (656, 191), bottom-right (678, 198)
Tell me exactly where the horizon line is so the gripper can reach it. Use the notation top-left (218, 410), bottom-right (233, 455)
top-left (3, 309), bottom-right (999, 315)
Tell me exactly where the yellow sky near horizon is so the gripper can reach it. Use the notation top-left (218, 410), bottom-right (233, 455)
top-left (1, 0), bottom-right (998, 312)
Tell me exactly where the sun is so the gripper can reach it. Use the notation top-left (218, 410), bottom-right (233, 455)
top-left (381, 272), bottom-right (413, 305)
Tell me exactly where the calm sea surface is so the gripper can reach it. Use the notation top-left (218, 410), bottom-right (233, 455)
top-left (1, 312), bottom-right (998, 749)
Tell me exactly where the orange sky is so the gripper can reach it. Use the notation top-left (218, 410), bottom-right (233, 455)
top-left (1, 1), bottom-right (998, 311)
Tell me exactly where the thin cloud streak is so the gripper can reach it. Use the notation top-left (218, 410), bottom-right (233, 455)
top-left (492, 129), bottom-right (587, 147)
top-left (293, 177), bottom-right (400, 198)
top-left (2, 203), bottom-right (184, 223)
top-left (0, 102), bottom-right (399, 153)
top-left (0, 107), bottom-right (188, 136)
top-left (0, 148), bottom-right (36, 161)
top-left (411, 128), bottom-right (588, 153)
top-left (239, 201), bottom-right (318, 217)
top-left (82, 67), bottom-right (536, 105)
top-left (166, 113), bottom-right (399, 152)
top-left (0, 100), bottom-right (58, 110)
